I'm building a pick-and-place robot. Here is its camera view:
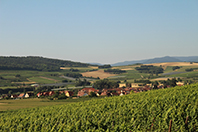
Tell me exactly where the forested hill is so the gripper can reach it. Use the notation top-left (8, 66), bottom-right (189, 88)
top-left (0, 56), bottom-right (91, 71)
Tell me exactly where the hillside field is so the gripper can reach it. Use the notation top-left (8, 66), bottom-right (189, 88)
top-left (81, 69), bottom-right (117, 79)
top-left (0, 83), bottom-right (197, 131)
top-left (1, 62), bottom-right (198, 88)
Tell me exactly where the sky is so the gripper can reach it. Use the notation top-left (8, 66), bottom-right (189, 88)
top-left (0, 0), bottom-right (198, 64)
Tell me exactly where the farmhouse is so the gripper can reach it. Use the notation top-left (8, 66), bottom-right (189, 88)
top-left (77, 88), bottom-right (99, 97)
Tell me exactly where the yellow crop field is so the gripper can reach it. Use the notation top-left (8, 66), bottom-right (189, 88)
top-left (81, 70), bottom-right (117, 79)
top-left (148, 62), bottom-right (198, 67)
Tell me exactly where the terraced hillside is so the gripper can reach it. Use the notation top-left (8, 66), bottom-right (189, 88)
top-left (0, 83), bottom-right (197, 131)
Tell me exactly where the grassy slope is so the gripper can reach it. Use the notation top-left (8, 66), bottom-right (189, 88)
top-left (0, 84), bottom-right (197, 131)
top-left (0, 97), bottom-right (104, 111)
top-left (0, 70), bottom-right (64, 86)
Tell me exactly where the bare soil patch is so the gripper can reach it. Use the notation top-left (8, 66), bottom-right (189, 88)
top-left (121, 68), bottom-right (133, 70)
top-left (151, 77), bottom-right (179, 81)
top-left (151, 77), bottom-right (173, 81)
top-left (81, 70), bottom-right (117, 79)
top-left (12, 81), bottom-right (36, 84)
top-left (89, 66), bottom-right (98, 69)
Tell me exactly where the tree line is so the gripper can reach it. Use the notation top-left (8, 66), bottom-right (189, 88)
top-left (98, 64), bottom-right (111, 69)
top-left (0, 56), bottom-right (91, 71)
top-left (104, 69), bottom-right (126, 74)
top-left (135, 65), bottom-right (164, 75)
top-left (64, 73), bottom-right (82, 78)
top-left (93, 79), bottom-right (119, 90)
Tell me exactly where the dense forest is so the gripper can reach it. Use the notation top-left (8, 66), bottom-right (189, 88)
top-left (0, 56), bottom-right (92, 71)
top-left (98, 64), bottom-right (111, 68)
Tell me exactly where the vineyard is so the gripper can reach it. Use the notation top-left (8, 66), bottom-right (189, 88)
top-left (0, 84), bottom-right (197, 131)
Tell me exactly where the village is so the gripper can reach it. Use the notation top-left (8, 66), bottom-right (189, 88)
top-left (0, 81), bottom-right (184, 100)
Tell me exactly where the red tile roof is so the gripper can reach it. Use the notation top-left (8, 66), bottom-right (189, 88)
top-left (77, 88), bottom-right (98, 97)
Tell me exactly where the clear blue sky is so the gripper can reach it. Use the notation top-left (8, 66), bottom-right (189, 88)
top-left (0, 0), bottom-right (198, 64)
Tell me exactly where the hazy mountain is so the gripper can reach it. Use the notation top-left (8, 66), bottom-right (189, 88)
top-left (88, 63), bottom-right (102, 66)
top-left (111, 56), bottom-right (198, 66)
top-left (112, 60), bottom-right (147, 66)
top-left (143, 56), bottom-right (182, 64)
top-left (173, 56), bottom-right (198, 62)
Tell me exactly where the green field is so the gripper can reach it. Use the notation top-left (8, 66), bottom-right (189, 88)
top-left (1, 62), bottom-right (198, 88)
top-left (28, 77), bottom-right (57, 84)
top-left (0, 70), bottom-right (65, 87)
top-left (0, 97), bottom-right (105, 111)
top-left (0, 83), bottom-right (197, 131)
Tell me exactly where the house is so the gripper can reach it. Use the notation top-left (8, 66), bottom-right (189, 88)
top-left (100, 88), bottom-right (123, 96)
top-left (77, 88), bottom-right (99, 97)
top-left (101, 91), bottom-right (111, 97)
top-left (120, 90), bottom-right (126, 96)
top-left (131, 83), bottom-right (144, 88)
top-left (177, 82), bottom-right (184, 86)
top-left (18, 93), bottom-right (25, 98)
top-left (25, 93), bottom-right (34, 98)
top-left (64, 91), bottom-right (74, 97)
top-left (49, 91), bottom-right (55, 96)
top-left (37, 92), bottom-right (42, 97)
top-left (111, 92), bottom-right (119, 96)
top-left (119, 83), bottom-right (126, 88)
top-left (11, 94), bottom-right (18, 98)
top-left (43, 92), bottom-right (49, 96)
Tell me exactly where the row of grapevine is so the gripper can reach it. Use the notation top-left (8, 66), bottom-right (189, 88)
top-left (0, 83), bottom-right (197, 131)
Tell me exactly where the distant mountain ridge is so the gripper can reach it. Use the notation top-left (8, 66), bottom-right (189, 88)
top-left (112, 56), bottom-right (198, 66)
